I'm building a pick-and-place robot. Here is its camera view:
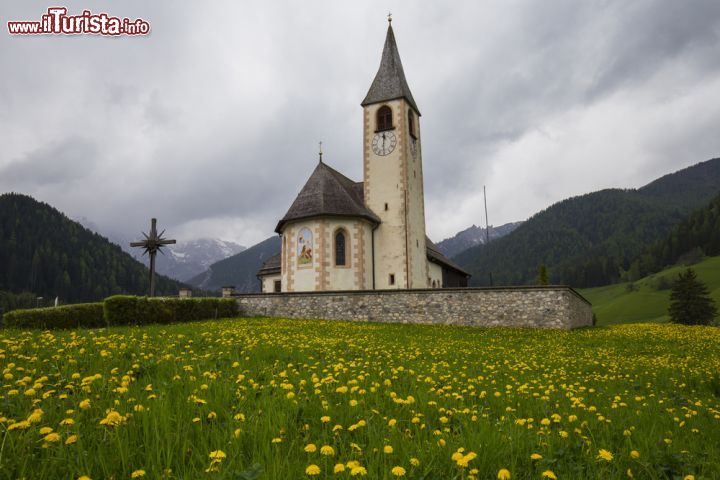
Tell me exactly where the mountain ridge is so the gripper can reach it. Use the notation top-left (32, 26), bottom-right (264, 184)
top-left (0, 193), bottom-right (189, 302)
top-left (436, 222), bottom-right (522, 258)
top-left (453, 157), bottom-right (720, 288)
top-left (188, 236), bottom-right (281, 293)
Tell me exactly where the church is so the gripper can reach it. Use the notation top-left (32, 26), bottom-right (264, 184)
top-left (257, 21), bottom-right (470, 293)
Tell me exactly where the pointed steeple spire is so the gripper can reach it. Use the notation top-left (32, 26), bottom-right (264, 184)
top-left (361, 22), bottom-right (420, 115)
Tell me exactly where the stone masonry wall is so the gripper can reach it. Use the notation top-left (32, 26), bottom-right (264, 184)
top-left (234, 286), bottom-right (592, 329)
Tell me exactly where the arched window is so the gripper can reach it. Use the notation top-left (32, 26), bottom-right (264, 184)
top-left (334, 230), bottom-right (347, 266)
top-left (376, 105), bottom-right (393, 131)
top-left (408, 110), bottom-right (416, 138)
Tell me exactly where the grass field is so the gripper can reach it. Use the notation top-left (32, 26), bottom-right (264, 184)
top-left (580, 256), bottom-right (720, 326)
top-left (1, 319), bottom-right (719, 479)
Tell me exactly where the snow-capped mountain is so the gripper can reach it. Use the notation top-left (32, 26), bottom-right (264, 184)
top-left (74, 217), bottom-right (246, 282)
top-left (149, 238), bottom-right (247, 281)
top-left (436, 222), bottom-right (523, 258)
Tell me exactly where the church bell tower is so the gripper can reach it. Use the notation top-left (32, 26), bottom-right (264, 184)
top-left (362, 19), bottom-right (428, 289)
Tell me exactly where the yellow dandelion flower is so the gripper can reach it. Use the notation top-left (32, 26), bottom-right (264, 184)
top-left (391, 466), bottom-right (406, 476)
top-left (79, 399), bottom-right (91, 410)
top-left (320, 416), bottom-right (331, 423)
top-left (683, 476), bottom-right (695, 480)
top-left (27, 409), bottom-right (44, 423)
top-left (334, 463), bottom-right (345, 473)
top-left (8, 421), bottom-right (30, 431)
top-left (60, 418), bottom-right (75, 426)
top-left (498, 468), bottom-right (511, 480)
top-left (597, 449), bottom-right (613, 462)
top-left (131, 470), bottom-right (146, 478)
top-left (43, 432), bottom-right (61, 443)
top-left (350, 466), bottom-right (367, 476)
top-left (39, 426), bottom-right (54, 435)
top-left (542, 470), bottom-right (557, 479)
top-left (531, 453), bottom-right (542, 460)
top-left (304, 443), bottom-right (317, 453)
top-left (78, 476), bottom-right (91, 480)
top-left (410, 458), bottom-right (420, 466)
top-left (384, 445), bottom-right (393, 454)
top-left (306, 464), bottom-right (321, 476)
top-left (209, 450), bottom-right (226, 460)
top-left (65, 434), bottom-right (78, 445)
top-left (272, 437), bottom-right (282, 443)
top-left (630, 450), bottom-right (640, 459)
top-left (99, 411), bottom-right (124, 427)
top-left (320, 445), bottom-right (334, 456)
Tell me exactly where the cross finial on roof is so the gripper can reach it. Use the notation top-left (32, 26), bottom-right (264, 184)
top-left (387, 12), bottom-right (392, 23)
top-left (318, 141), bottom-right (323, 163)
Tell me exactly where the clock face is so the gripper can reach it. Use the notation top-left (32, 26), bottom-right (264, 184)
top-left (372, 131), bottom-right (397, 156)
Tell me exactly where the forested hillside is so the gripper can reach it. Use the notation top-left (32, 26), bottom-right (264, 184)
top-left (454, 158), bottom-right (720, 288)
top-left (0, 193), bottom-right (187, 303)
top-left (625, 192), bottom-right (720, 280)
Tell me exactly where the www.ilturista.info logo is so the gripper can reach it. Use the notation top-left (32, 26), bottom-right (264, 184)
top-left (7, 7), bottom-right (150, 36)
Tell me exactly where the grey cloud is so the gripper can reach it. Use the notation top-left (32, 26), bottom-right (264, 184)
top-left (0, 137), bottom-right (98, 187)
top-left (1, 1), bottom-right (719, 246)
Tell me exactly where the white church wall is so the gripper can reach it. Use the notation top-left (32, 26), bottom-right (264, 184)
top-left (364, 99), bottom-right (410, 289)
top-left (324, 218), bottom-right (363, 290)
top-left (282, 218), bottom-right (376, 292)
top-left (261, 274), bottom-right (282, 293)
top-left (428, 261), bottom-right (443, 288)
top-left (403, 101), bottom-right (429, 288)
top-left (282, 220), bottom-right (320, 292)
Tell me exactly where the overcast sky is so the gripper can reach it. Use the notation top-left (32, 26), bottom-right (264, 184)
top-left (2, 1), bottom-right (720, 247)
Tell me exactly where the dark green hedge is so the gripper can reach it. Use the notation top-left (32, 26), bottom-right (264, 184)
top-left (104, 296), bottom-right (238, 326)
top-left (3, 303), bottom-right (105, 329)
top-left (3, 296), bottom-right (238, 330)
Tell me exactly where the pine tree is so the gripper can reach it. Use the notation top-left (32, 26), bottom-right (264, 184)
top-left (668, 268), bottom-right (718, 325)
top-left (537, 264), bottom-right (549, 286)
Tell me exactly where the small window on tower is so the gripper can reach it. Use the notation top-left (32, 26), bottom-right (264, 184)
top-left (384, 203), bottom-right (389, 211)
top-left (376, 105), bottom-right (393, 131)
top-left (408, 110), bottom-right (416, 138)
top-left (389, 274), bottom-right (395, 286)
top-left (274, 280), bottom-right (281, 293)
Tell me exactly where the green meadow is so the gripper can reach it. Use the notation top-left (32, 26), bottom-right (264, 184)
top-left (1, 319), bottom-right (719, 479)
top-left (580, 256), bottom-right (720, 326)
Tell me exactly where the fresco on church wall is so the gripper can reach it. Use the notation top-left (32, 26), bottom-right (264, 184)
top-left (297, 228), bottom-right (313, 266)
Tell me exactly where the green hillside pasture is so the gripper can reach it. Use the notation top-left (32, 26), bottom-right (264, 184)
top-left (580, 255), bottom-right (720, 325)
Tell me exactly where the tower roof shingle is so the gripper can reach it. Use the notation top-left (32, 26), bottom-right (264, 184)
top-left (361, 24), bottom-right (420, 115)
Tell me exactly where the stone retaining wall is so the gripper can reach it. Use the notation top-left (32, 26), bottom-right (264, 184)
top-left (234, 286), bottom-right (592, 329)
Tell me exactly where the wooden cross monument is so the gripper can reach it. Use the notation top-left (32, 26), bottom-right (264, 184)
top-left (130, 218), bottom-right (176, 297)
